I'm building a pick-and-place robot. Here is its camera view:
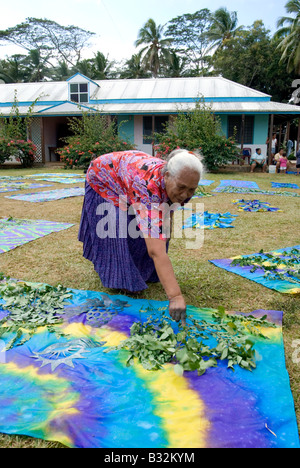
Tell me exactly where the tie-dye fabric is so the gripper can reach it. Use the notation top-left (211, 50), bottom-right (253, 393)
top-left (232, 200), bottom-right (281, 212)
top-left (271, 182), bottom-right (299, 189)
top-left (0, 283), bottom-right (298, 448)
top-left (0, 218), bottom-right (74, 254)
top-left (0, 183), bottom-right (53, 193)
top-left (182, 212), bottom-right (237, 229)
top-left (213, 186), bottom-right (300, 197)
top-left (5, 187), bottom-right (84, 202)
top-left (31, 178), bottom-right (85, 184)
top-left (217, 180), bottom-right (260, 189)
top-left (198, 180), bottom-right (214, 186)
top-left (210, 245), bottom-right (300, 294)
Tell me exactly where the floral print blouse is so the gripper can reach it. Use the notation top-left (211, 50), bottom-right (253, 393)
top-left (86, 150), bottom-right (170, 239)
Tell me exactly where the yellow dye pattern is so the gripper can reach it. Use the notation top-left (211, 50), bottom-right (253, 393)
top-left (135, 364), bottom-right (210, 448)
top-left (92, 327), bottom-right (210, 447)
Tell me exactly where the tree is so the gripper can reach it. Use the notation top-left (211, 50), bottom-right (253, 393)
top-left (165, 9), bottom-right (213, 75)
top-left (0, 18), bottom-right (95, 69)
top-left (275, 0), bottom-right (300, 74)
top-left (0, 55), bottom-right (28, 83)
top-left (135, 18), bottom-right (173, 78)
top-left (119, 53), bottom-right (151, 79)
top-left (211, 21), bottom-right (295, 102)
top-left (207, 7), bottom-right (243, 51)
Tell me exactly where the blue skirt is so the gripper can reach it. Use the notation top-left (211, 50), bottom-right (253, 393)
top-left (78, 182), bottom-right (161, 292)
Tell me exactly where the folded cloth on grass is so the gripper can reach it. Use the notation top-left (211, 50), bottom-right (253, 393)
top-left (5, 187), bottom-right (84, 202)
top-left (30, 178), bottom-right (85, 184)
top-left (213, 186), bottom-right (300, 197)
top-left (210, 245), bottom-right (300, 294)
top-left (0, 183), bottom-right (53, 192)
top-left (198, 179), bottom-right (214, 186)
top-left (217, 180), bottom-right (260, 189)
top-left (232, 199), bottom-right (281, 212)
top-left (183, 211), bottom-right (237, 229)
top-left (271, 182), bottom-right (299, 189)
top-left (0, 280), bottom-right (298, 448)
top-left (0, 218), bottom-right (74, 254)
top-left (25, 173), bottom-right (85, 179)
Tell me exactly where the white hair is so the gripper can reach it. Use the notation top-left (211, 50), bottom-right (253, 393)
top-left (163, 149), bottom-right (204, 178)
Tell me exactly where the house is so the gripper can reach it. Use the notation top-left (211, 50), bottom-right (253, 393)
top-left (0, 73), bottom-right (299, 165)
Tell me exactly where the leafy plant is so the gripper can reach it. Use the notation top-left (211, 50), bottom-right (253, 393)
top-left (231, 248), bottom-right (300, 285)
top-left (0, 275), bottom-right (73, 350)
top-left (153, 99), bottom-right (238, 171)
top-left (109, 304), bottom-right (276, 376)
top-left (57, 109), bottom-right (136, 170)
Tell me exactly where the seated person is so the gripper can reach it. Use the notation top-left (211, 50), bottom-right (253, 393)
top-left (250, 148), bottom-right (267, 173)
top-left (273, 149), bottom-right (284, 173)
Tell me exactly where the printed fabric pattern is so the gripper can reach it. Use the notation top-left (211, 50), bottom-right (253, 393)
top-left (86, 151), bottom-right (170, 239)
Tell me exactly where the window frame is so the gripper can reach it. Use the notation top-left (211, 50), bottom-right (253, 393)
top-left (69, 82), bottom-right (89, 104)
top-left (227, 115), bottom-right (254, 145)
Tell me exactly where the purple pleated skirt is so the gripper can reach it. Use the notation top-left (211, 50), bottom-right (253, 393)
top-left (78, 182), bottom-right (161, 292)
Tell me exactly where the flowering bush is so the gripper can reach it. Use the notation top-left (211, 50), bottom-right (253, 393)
top-left (0, 138), bottom-right (36, 167)
top-left (57, 138), bottom-right (135, 170)
top-left (57, 112), bottom-right (136, 170)
top-left (154, 100), bottom-right (239, 171)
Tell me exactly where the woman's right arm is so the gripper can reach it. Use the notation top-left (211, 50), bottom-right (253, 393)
top-left (144, 237), bottom-right (186, 326)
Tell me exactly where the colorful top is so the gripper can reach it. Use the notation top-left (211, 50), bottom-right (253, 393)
top-left (87, 150), bottom-right (170, 239)
top-left (279, 157), bottom-right (288, 168)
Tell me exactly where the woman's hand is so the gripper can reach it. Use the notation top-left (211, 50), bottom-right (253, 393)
top-left (169, 294), bottom-right (186, 326)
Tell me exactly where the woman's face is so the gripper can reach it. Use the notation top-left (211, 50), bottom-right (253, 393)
top-left (164, 167), bottom-right (200, 204)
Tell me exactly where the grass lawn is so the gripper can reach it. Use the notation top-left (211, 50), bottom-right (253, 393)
top-left (0, 165), bottom-right (299, 448)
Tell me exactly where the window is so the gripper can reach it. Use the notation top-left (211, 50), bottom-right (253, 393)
top-left (70, 83), bottom-right (89, 103)
top-left (143, 116), bottom-right (169, 144)
top-left (228, 115), bottom-right (254, 144)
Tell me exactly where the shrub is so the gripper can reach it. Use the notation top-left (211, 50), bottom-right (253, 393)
top-left (154, 99), bottom-right (239, 171)
top-left (0, 138), bottom-right (36, 167)
top-left (57, 111), bottom-right (136, 170)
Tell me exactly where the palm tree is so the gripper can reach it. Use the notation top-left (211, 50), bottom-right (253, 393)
top-left (119, 53), bottom-right (151, 79)
top-left (135, 18), bottom-right (173, 78)
top-left (207, 7), bottom-right (242, 52)
top-left (275, 0), bottom-right (300, 74)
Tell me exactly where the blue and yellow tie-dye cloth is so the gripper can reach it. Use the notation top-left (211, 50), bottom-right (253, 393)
top-left (0, 283), bottom-right (298, 448)
top-left (210, 245), bottom-right (300, 294)
top-left (182, 212), bottom-right (237, 229)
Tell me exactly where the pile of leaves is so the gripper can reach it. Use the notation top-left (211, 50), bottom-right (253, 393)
top-left (110, 305), bottom-right (276, 376)
top-left (0, 275), bottom-right (73, 350)
top-left (231, 248), bottom-right (300, 285)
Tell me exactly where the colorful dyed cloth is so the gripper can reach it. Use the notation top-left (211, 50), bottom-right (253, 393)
top-left (198, 179), bottom-right (214, 186)
top-left (0, 183), bottom-right (53, 193)
top-left (5, 187), bottom-right (84, 202)
top-left (31, 178), bottom-right (85, 184)
top-left (271, 182), bottom-right (299, 189)
top-left (217, 180), bottom-right (260, 189)
top-left (210, 245), bottom-right (300, 294)
top-left (213, 186), bottom-right (300, 197)
top-left (232, 199), bottom-right (281, 212)
top-left (0, 283), bottom-right (298, 448)
top-left (25, 173), bottom-right (85, 179)
top-left (0, 218), bottom-right (74, 254)
top-left (183, 212), bottom-right (237, 229)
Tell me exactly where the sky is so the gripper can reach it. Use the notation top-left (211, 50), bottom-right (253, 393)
top-left (0, 0), bottom-right (288, 63)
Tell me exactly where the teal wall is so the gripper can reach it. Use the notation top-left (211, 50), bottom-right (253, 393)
top-left (253, 114), bottom-right (269, 145)
top-left (217, 114), bottom-right (228, 137)
top-left (117, 115), bottom-right (134, 143)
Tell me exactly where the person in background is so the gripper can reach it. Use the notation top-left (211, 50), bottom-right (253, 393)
top-left (287, 139), bottom-right (293, 158)
top-left (250, 148), bottom-right (267, 173)
top-left (273, 148), bottom-right (284, 173)
top-left (277, 151), bottom-right (289, 174)
top-left (296, 149), bottom-right (300, 175)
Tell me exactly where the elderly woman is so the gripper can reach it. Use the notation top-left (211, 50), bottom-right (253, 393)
top-left (78, 149), bottom-right (204, 325)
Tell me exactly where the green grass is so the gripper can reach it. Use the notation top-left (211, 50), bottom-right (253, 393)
top-left (0, 166), bottom-right (300, 447)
